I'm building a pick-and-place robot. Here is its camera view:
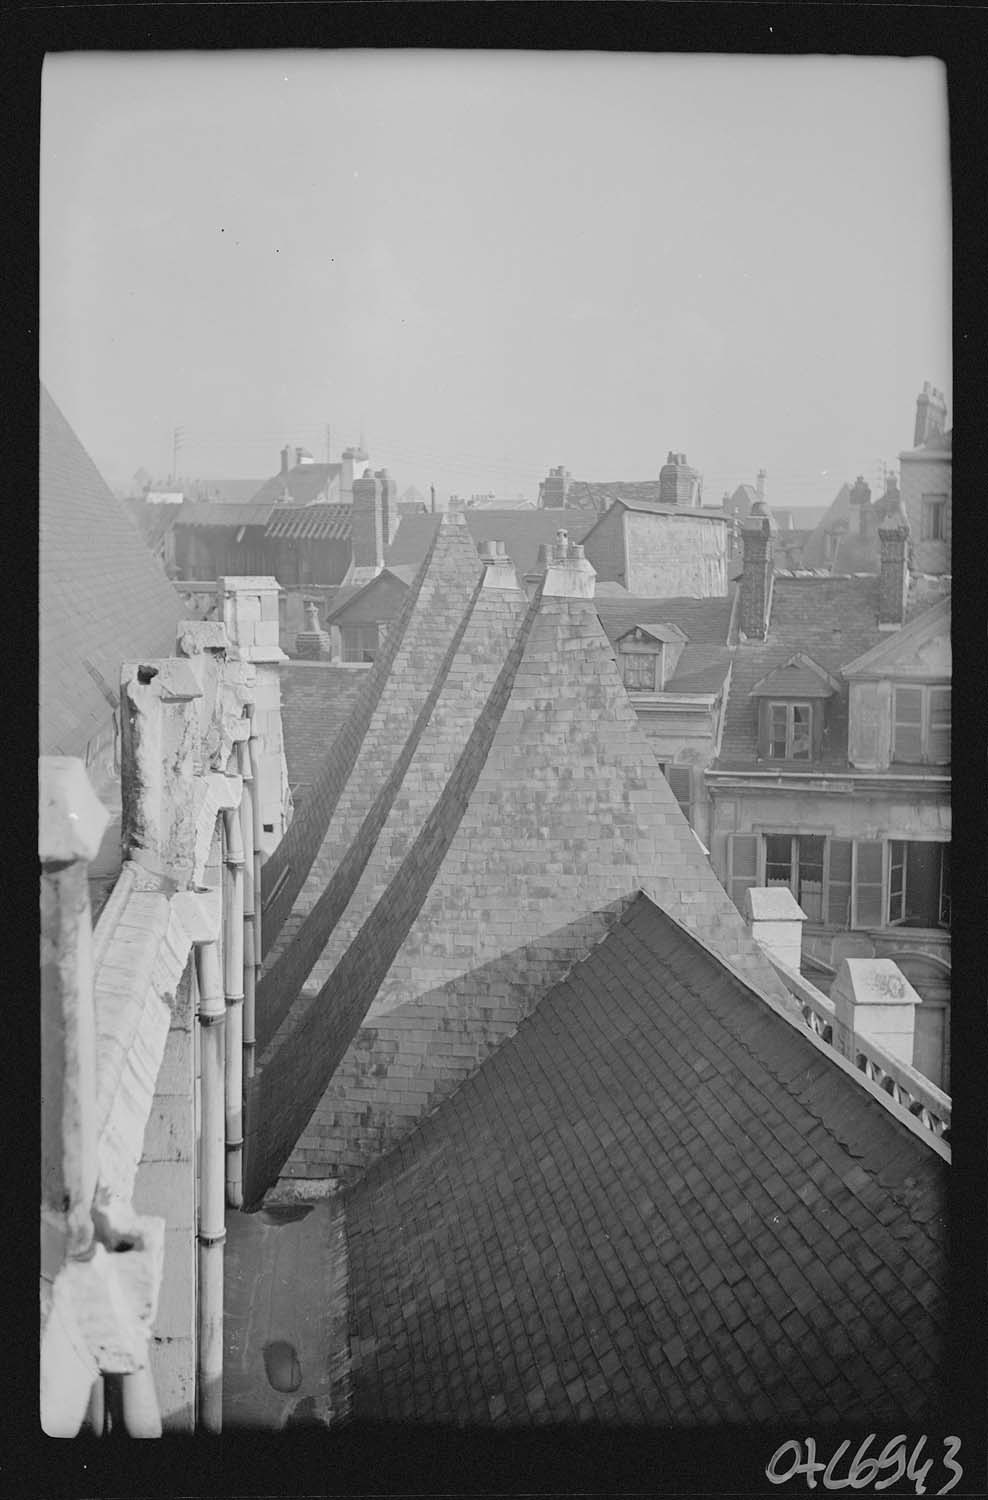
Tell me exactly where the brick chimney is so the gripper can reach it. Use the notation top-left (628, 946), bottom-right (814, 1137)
top-left (350, 466), bottom-right (384, 576)
top-left (539, 466), bottom-right (571, 509)
top-left (376, 468), bottom-right (398, 549)
top-left (878, 490), bottom-right (911, 629)
top-left (739, 501), bottom-right (777, 641)
top-left (913, 382), bottom-right (948, 449)
top-left (659, 452), bottom-right (701, 508)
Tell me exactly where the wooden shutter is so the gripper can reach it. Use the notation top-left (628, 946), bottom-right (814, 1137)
top-left (729, 834), bottom-right (759, 913)
top-left (853, 840), bottom-right (884, 928)
top-left (826, 839), bottom-right (852, 927)
top-left (927, 687), bottom-right (951, 764)
top-left (892, 686), bottom-right (923, 763)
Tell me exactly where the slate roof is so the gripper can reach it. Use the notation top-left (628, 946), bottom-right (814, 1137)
top-left (386, 508), bottom-right (597, 580)
top-left (191, 478), bottom-right (267, 505)
top-left (265, 504), bottom-right (352, 542)
top-left (279, 662), bottom-right (371, 807)
top-left (566, 479), bottom-right (663, 513)
top-left (595, 596), bottom-right (734, 651)
top-left (345, 892), bottom-right (947, 1427)
top-left (716, 574), bottom-right (884, 768)
top-left (39, 385), bottom-right (185, 758)
top-left (665, 645), bottom-right (733, 697)
top-left (173, 500), bottom-right (275, 530)
top-left (249, 462), bottom-right (341, 508)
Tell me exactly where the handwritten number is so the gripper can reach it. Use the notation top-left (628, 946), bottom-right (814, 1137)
top-left (874, 1435), bottom-right (909, 1491)
top-left (906, 1436), bottom-right (934, 1495)
top-left (937, 1437), bottom-right (962, 1496)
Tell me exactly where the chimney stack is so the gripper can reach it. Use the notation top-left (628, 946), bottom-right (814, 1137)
top-left (849, 475), bottom-right (872, 537)
top-left (280, 446), bottom-right (291, 477)
top-left (877, 490), bottom-right (911, 629)
top-left (739, 500), bottom-right (777, 641)
top-left (913, 382), bottom-right (948, 449)
top-left (375, 468), bottom-right (398, 549)
top-left (539, 466), bottom-right (571, 509)
top-left (659, 451), bottom-right (701, 508)
top-left (350, 466), bottom-right (384, 576)
top-left (756, 469), bottom-right (766, 502)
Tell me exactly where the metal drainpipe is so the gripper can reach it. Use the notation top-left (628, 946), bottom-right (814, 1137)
top-left (222, 805), bottom-right (245, 1209)
top-left (238, 734), bottom-right (256, 1082)
top-left (247, 730), bottom-right (263, 1050)
top-left (195, 933), bottom-right (225, 1433)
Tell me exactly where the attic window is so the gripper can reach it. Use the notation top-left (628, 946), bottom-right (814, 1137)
top-left (623, 654), bottom-right (657, 691)
top-left (768, 701), bottom-right (812, 760)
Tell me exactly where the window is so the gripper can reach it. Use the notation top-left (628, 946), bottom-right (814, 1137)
top-left (768, 701), bottom-right (812, 760)
top-left (726, 832), bottom-right (943, 931)
top-left (764, 834), bottom-right (825, 920)
top-left (892, 685), bottom-right (950, 764)
top-left (341, 624), bottom-right (379, 663)
top-left (888, 842), bottom-right (950, 927)
top-left (921, 495), bottom-right (947, 541)
top-left (623, 653), bottom-right (657, 691)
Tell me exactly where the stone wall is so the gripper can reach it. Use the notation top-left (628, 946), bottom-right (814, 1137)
top-left (624, 511), bottom-right (728, 598)
top-left (900, 451), bottom-right (951, 576)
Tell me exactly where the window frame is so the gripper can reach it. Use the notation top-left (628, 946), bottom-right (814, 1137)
top-left (622, 651), bottom-right (658, 692)
top-left (766, 699), bottom-right (813, 761)
top-left (887, 839), bottom-right (951, 929)
top-left (920, 494), bottom-right (947, 542)
top-left (891, 684), bottom-right (951, 765)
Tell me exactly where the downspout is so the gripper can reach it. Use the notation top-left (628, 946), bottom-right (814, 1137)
top-left (222, 805), bottom-right (245, 1209)
top-left (195, 931), bottom-right (225, 1433)
top-left (238, 735), bottom-right (256, 1085)
top-left (248, 729), bottom-right (263, 1046)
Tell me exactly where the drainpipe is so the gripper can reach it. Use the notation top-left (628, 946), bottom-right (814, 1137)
top-left (195, 933), bottom-right (225, 1433)
top-left (222, 805), bottom-right (245, 1209)
top-left (247, 729), bottom-right (263, 1056)
top-left (238, 736), bottom-right (256, 1086)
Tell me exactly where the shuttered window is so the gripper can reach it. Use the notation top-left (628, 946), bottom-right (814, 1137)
top-left (826, 839), bottom-right (852, 928)
top-left (892, 685), bottom-right (950, 765)
top-left (728, 834), bottom-right (759, 913)
top-left (853, 840), bottom-right (884, 928)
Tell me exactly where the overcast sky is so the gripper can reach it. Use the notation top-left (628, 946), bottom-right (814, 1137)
top-left (41, 51), bottom-right (950, 509)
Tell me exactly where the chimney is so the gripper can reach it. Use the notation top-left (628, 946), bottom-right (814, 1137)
top-left (913, 382), bottom-right (948, 449)
top-left (295, 446), bottom-right (305, 468)
top-left (540, 466), bottom-right (571, 509)
top-left (756, 469), bottom-right (766, 502)
top-left (832, 959), bottom-right (921, 1071)
top-left (744, 887), bottom-right (806, 971)
top-left (659, 451), bottom-right (701, 507)
top-left (340, 447), bottom-right (358, 502)
top-left (375, 468), bottom-right (398, 549)
top-left (542, 531), bottom-right (596, 599)
top-left (739, 501), bottom-right (777, 640)
top-left (877, 490), bottom-right (911, 629)
top-left (280, 445), bottom-right (291, 477)
top-left (849, 475), bottom-right (872, 537)
top-left (351, 467), bottom-right (384, 574)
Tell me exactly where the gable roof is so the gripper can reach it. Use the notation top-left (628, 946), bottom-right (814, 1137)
top-left (799, 484), bottom-right (854, 569)
top-left (323, 566), bottom-right (412, 623)
top-left (749, 653), bottom-right (843, 699)
top-left (665, 644), bottom-right (733, 697)
top-left (842, 596), bottom-right (951, 680)
top-left (716, 574), bottom-right (883, 768)
top-left (280, 662), bottom-right (372, 808)
top-left (386, 508), bottom-right (597, 580)
top-left (247, 520), bottom-right (791, 1203)
top-left (40, 385), bottom-right (185, 758)
top-left (595, 595), bottom-right (734, 650)
top-left (249, 462), bottom-right (341, 508)
top-left (344, 892), bottom-right (946, 1427)
top-left (616, 622), bottom-right (688, 647)
top-left (264, 503), bottom-right (351, 542)
top-left (172, 499), bottom-right (275, 530)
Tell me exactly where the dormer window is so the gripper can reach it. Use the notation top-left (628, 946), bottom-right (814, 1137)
top-left (768, 702), bottom-right (812, 761)
top-left (623, 653), bottom-right (656, 691)
top-left (892, 685), bottom-right (950, 765)
top-left (750, 653), bottom-right (841, 764)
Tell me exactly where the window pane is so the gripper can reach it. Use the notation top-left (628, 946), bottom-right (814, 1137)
top-left (765, 834), bottom-right (793, 886)
top-left (893, 725), bottom-right (923, 762)
top-left (791, 705), bottom-right (811, 760)
top-left (894, 687), bottom-right (923, 724)
top-left (623, 654), bottom-right (655, 690)
top-left (854, 840), bottom-right (884, 928)
top-left (903, 842), bottom-right (942, 926)
top-left (888, 841), bottom-right (905, 923)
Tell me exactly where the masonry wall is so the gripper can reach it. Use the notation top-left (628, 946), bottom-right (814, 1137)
top-left (624, 512), bottom-right (729, 598)
top-left (581, 507), bottom-right (626, 586)
top-left (132, 960), bottom-right (197, 1430)
top-left (900, 452), bottom-right (951, 575)
top-left (260, 524), bottom-right (444, 950)
top-left (270, 598), bottom-right (791, 1188)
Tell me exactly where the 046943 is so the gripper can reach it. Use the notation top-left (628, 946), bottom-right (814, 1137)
top-left (765, 1433), bottom-right (963, 1493)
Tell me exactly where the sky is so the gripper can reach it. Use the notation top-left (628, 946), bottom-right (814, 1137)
top-left (41, 51), bottom-right (950, 510)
